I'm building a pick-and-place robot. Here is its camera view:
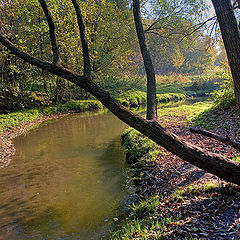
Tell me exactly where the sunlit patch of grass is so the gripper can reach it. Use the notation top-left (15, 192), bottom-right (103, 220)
top-left (116, 90), bottom-right (186, 107)
top-left (121, 128), bottom-right (159, 164)
top-left (130, 195), bottom-right (160, 218)
top-left (109, 216), bottom-right (178, 240)
top-left (0, 109), bottom-right (40, 132)
top-left (232, 156), bottom-right (240, 162)
top-left (170, 183), bottom-right (221, 202)
top-left (156, 101), bottom-right (213, 120)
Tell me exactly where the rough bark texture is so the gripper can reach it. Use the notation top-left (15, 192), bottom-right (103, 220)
top-left (190, 127), bottom-right (240, 151)
top-left (211, 0), bottom-right (240, 107)
top-left (1, 0), bottom-right (240, 185)
top-left (1, 35), bottom-right (240, 185)
top-left (71, 0), bottom-right (91, 77)
top-left (38, 0), bottom-right (61, 65)
top-left (133, 0), bottom-right (157, 120)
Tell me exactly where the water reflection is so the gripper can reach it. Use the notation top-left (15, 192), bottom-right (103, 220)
top-left (0, 111), bottom-right (127, 239)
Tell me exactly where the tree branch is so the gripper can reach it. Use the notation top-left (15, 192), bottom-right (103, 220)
top-left (179, 16), bottom-right (217, 42)
top-left (38, 0), bottom-right (61, 65)
top-left (1, 5), bottom-right (240, 185)
top-left (190, 127), bottom-right (240, 151)
top-left (0, 35), bottom-right (85, 83)
top-left (71, 0), bottom-right (91, 77)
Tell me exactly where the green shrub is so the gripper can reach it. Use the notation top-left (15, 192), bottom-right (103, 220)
top-left (0, 109), bottom-right (40, 131)
top-left (121, 128), bottom-right (159, 164)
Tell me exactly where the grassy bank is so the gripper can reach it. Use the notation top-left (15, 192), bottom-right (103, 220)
top-left (0, 100), bottom-right (103, 132)
top-left (116, 90), bottom-right (186, 107)
top-left (109, 101), bottom-right (240, 239)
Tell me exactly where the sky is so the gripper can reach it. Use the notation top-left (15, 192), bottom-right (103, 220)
top-left (204, 0), bottom-right (215, 17)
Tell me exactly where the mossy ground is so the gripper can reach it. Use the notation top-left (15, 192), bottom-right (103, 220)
top-left (109, 101), bottom-right (240, 239)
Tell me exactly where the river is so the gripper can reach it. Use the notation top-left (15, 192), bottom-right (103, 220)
top-left (0, 110), bottom-right (128, 240)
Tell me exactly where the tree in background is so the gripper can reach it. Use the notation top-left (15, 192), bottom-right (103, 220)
top-left (133, 0), bottom-right (157, 120)
top-left (0, 0), bottom-right (136, 109)
top-left (1, 0), bottom-right (240, 185)
top-left (211, 0), bottom-right (240, 108)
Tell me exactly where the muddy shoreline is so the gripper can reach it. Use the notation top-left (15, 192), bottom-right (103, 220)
top-left (0, 113), bottom-right (69, 168)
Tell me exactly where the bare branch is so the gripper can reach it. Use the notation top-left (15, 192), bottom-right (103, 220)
top-left (190, 127), bottom-right (240, 151)
top-left (1, 33), bottom-right (240, 185)
top-left (179, 16), bottom-right (217, 42)
top-left (144, 8), bottom-right (184, 33)
top-left (71, 0), bottom-right (91, 77)
top-left (38, 0), bottom-right (61, 65)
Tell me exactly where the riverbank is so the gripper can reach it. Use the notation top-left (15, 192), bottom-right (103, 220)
top-left (0, 100), bottom-right (103, 168)
top-left (110, 101), bottom-right (240, 239)
top-left (0, 92), bottom-right (188, 168)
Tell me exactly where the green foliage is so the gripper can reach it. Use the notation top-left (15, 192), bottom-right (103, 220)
top-left (117, 90), bottom-right (186, 107)
top-left (211, 71), bottom-right (235, 108)
top-left (0, 100), bottom-right (103, 131)
top-left (156, 72), bottom-right (222, 98)
top-left (171, 183), bottom-right (221, 202)
top-left (0, 109), bottom-right (40, 131)
top-left (40, 100), bottom-right (103, 115)
top-left (121, 128), bottom-right (159, 163)
top-left (100, 76), bottom-right (147, 94)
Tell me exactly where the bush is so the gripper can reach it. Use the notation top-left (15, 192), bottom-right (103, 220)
top-left (40, 100), bottom-right (103, 115)
top-left (0, 87), bottom-right (52, 113)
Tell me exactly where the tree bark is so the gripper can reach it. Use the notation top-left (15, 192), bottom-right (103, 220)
top-left (133, 0), bottom-right (157, 120)
top-left (1, 0), bottom-right (240, 186)
top-left (211, 0), bottom-right (240, 107)
top-left (1, 35), bottom-right (240, 185)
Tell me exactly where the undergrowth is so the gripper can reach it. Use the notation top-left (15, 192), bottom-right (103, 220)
top-left (116, 90), bottom-right (186, 107)
top-left (0, 100), bottom-right (103, 132)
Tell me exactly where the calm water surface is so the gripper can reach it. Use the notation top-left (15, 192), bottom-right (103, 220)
top-left (0, 110), bottom-right (128, 240)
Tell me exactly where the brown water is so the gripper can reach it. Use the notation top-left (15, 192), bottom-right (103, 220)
top-left (0, 110), bottom-right (128, 240)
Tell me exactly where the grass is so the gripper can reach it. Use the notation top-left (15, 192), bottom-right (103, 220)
top-left (0, 100), bottom-right (103, 132)
top-left (170, 183), bottom-right (222, 202)
top-left (109, 100), bottom-right (222, 239)
top-left (40, 100), bottom-right (103, 115)
top-left (116, 90), bottom-right (186, 107)
top-left (0, 109), bottom-right (40, 132)
top-left (156, 101), bottom-right (213, 122)
top-left (110, 216), bottom-right (177, 240)
top-left (121, 127), bottom-right (159, 164)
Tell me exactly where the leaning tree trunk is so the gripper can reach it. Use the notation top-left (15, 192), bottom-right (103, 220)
top-left (133, 0), bottom-right (157, 120)
top-left (1, 0), bottom-right (240, 186)
top-left (212, 0), bottom-right (240, 108)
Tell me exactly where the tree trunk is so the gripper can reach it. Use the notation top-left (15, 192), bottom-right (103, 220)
top-left (133, 0), bottom-right (157, 120)
top-left (1, 1), bottom-right (240, 185)
top-left (211, 0), bottom-right (240, 107)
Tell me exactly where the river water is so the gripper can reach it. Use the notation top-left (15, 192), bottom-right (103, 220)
top-left (0, 110), bottom-right (128, 240)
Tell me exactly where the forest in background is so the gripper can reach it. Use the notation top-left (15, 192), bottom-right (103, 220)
top-left (0, 0), bottom-right (231, 113)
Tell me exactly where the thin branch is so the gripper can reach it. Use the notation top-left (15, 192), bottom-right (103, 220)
top-left (38, 0), bottom-right (61, 65)
top-left (1, 33), bottom-right (240, 186)
top-left (179, 16), bottom-right (217, 42)
top-left (190, 127), bottom-right (240, 151)
top-left (144, 8), bottom-right (183, 33)
top-left (71, 0), bottom-right (91, 77)
top-left (209, 19), bottom-right (218, 36)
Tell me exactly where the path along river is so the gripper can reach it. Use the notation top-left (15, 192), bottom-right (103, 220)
top-left (0, 110), bottom-right (129, 240)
